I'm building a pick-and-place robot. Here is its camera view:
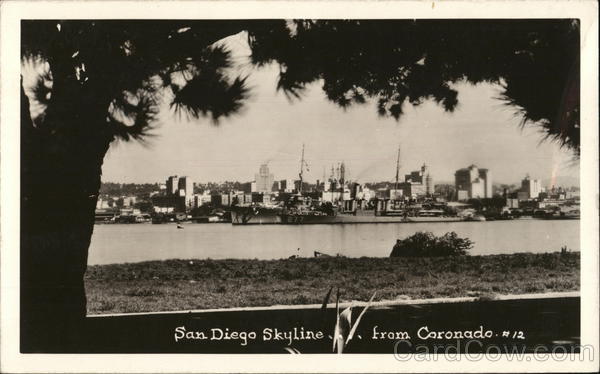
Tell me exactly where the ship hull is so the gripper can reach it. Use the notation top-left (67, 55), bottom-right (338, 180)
top-left (233, 209), bottom-right (466, 225)
top-left (279, 214), bottom-right (465, 224)
top-left (231, 207), bottom-right (282, 225)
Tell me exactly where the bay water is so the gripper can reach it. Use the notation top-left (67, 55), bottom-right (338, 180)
top-left (88, 219), bottom-right (579, 265)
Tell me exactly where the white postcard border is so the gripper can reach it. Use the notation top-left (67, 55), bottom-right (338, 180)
top-left (1, 1), bottom-right (598, 372)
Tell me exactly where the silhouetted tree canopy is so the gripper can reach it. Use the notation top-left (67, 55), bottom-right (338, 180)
top-left (22, 19), bottom-right (580, 154)
top-left (248, 19), bottom-right (580, 154)
top-left (22, 20), bottom-right (256, 143)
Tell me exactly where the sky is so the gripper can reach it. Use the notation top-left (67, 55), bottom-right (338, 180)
top-left (101, 33), bottom-right (580, 187)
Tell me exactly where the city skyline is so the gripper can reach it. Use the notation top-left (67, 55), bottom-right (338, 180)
top-left (100, 167), bottom-right (579, 191)
top-left (100, 158), bottom-right (579, 189)
top-left (101, 33), bottom-right (579, 187)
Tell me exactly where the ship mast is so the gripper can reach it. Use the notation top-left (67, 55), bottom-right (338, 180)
top-left (298, 143), bottom-right (305, 195)
top-left (394, 145), bottom-right (401, 191)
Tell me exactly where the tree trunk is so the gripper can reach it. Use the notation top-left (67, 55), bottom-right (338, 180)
top-left (20, 78), bottom-right (113, 352)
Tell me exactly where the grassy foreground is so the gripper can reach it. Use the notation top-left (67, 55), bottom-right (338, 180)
top-left (85, 252), bottom-right (579, 314)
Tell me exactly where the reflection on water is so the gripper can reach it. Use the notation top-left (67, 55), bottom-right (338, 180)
top-left (88, 219), bottom-right (580, 265)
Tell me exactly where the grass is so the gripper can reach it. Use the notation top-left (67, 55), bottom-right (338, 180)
top-left (85, 252), bottom-right (580, 314)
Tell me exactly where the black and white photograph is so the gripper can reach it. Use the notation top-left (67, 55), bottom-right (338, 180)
top-left (1, 0), bottom-right (598, 372)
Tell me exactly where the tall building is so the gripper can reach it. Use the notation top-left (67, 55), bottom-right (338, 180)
top-left (398, 163), bottom-right (433, 198)
top-left (253, 164), bottom-right (274, 194)
top-left (178, 176), bottom-right (193, 196)
top-left (454, 165), bottom-right (492, 200)
top-left (425, 173), bottom-right (434, 196)
top-left (178, 176), bottom-right (194, 208)
top-left (478, 168), bottom-right (492, 198)
top-left (164, 175), bottom-right (194, 211)
top-left (272, 180), bottom-right (281, 192)
top-left (521, 175), bottom-right (542, 199)
top-left (166, 175), bottom-right (179, 195)
top-left (404, 164), bottom-right (428, 184)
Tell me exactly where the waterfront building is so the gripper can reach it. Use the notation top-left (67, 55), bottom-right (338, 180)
top-left (168, 175), bottom-right (194, 209)
top-left (278, 178), bottom-right (296, 193)
top-left (152, 195), bottom-right (183, 212)
top-left (425, 174), bottom-right (434, 196)
top-left (398, 164), bottom-right (433, 198)
top-left (159, 175), bottom-right (195, 211)
top-left (351, 183), bottom-right (375, 200)
top-left (506, 198), bottom-right (520, 209)
top-left (153, 205), bottom-right (175, 213)
top-left (454, 165), bottom-right (492, 200)
top-left (361, 186), bottom-right (375, 200)
top-left (398, 183), bottom-right (425, 198)
top-left (237, 182), bottom-right (252, 194)
top-left (375, 188), bottom-right (389, 199)
top-left (179, 177), bottom-right (194, 209)
top-left (388, 188), bottom-right (404, 200)
top-left (230, 191), bottom-right (245, 206)
top-left (211, 193), bottom-right (232, 207)
top-left (479, 168), bottom-right (492, 198)
top-left (456, 190), bottom-right (469, 201)
top-left (253, 164), bottom-right (274, 194)
top-left (520, 175), bottom-right (542, 199)
top-left (193, 192), bottom-right (212, 208)
top-left (321, 188), bottom-right (351, 203)
top-left (404, 165), bottom-right (426, 184)
top-left (178, 176), bottom-right (193, 196)
top-left (122, 196), bottom-right (136, 207)
top-left (166, 176), bottom-right (179, 195)
top-left (96, 199), bottom-right (110, 209)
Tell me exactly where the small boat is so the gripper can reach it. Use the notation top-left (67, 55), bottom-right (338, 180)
top-left (177, 223), bottom-right (184, 229)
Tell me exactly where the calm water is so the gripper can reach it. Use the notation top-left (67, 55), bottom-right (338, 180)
top-left (87, 219), bottom-right (580, 265)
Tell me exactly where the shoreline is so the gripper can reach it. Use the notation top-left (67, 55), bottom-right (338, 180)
top-left (86, 252), bottom-right (580, 315)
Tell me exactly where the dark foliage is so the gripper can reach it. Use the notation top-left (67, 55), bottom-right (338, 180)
top-left (23, 19), bottom-right (580, 153)
top-left (247, 19), bottom-right (580, 154)
top-left (22, 20), bottom-right (253, 141)
top-left (390, 231), bottom-right (473, 257)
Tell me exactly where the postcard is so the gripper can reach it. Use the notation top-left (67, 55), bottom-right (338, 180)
top-left (1, 0), bottom-right (598, 372)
